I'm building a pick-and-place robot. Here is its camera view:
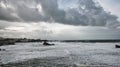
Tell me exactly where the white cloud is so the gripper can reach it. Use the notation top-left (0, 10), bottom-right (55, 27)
top-left (97, 0), bottom-right (120, 21)
top-left (0, 21), bottom-right (120, 39)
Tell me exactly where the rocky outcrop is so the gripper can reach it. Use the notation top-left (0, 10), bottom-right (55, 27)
top-left (0, 38), bottom-right (15, 46)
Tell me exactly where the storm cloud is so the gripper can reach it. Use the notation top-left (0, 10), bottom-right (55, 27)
top-left (0, 0), bottom-right (120, 28)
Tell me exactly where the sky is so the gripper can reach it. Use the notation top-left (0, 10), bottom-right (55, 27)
top-left (0, 0), bottom-right (120, 40)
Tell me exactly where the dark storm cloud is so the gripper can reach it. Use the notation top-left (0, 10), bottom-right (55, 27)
top-left (38, 0), bottom-right (66, 22)
top-left (0, 0), bottom-right (119, 28)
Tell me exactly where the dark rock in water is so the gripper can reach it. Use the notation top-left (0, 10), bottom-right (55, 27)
top-left (43, 41), bottom-right (55, 46)
top-left (0, 48), bottom-right (5, 51)
top-left (2, 49), bottom-right (6, 51)
top-left (115, 45), bottom-right (120, 48)
top-left (43, 44), bottom-right (55, 46)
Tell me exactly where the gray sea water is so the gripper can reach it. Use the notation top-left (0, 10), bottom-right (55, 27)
top-left (0, 42), bottom-right (120, 67)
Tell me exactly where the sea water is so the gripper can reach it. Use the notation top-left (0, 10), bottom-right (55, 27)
top-left (0, 42), bottom-right (120, 67)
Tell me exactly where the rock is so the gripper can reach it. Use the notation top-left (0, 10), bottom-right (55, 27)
top-left (115, 45), bottom-right (120, 48)
top-left (0, 48), bottom-right (5, 51)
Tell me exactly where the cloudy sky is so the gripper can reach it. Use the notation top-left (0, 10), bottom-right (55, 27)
top-left (0, 0), bottom-right (120, 40)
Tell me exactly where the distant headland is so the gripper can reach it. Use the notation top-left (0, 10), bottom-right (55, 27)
top-left (0, 37), bottom-right (120, 46)
top-left (0, 37), bottom-right (43, 46)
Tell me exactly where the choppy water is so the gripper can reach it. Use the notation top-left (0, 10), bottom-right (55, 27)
top-left (0, 42), bottom-right (120, 67)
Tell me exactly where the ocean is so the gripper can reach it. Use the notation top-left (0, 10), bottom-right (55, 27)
top-left (0, 42), bottom-right (120, 67)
